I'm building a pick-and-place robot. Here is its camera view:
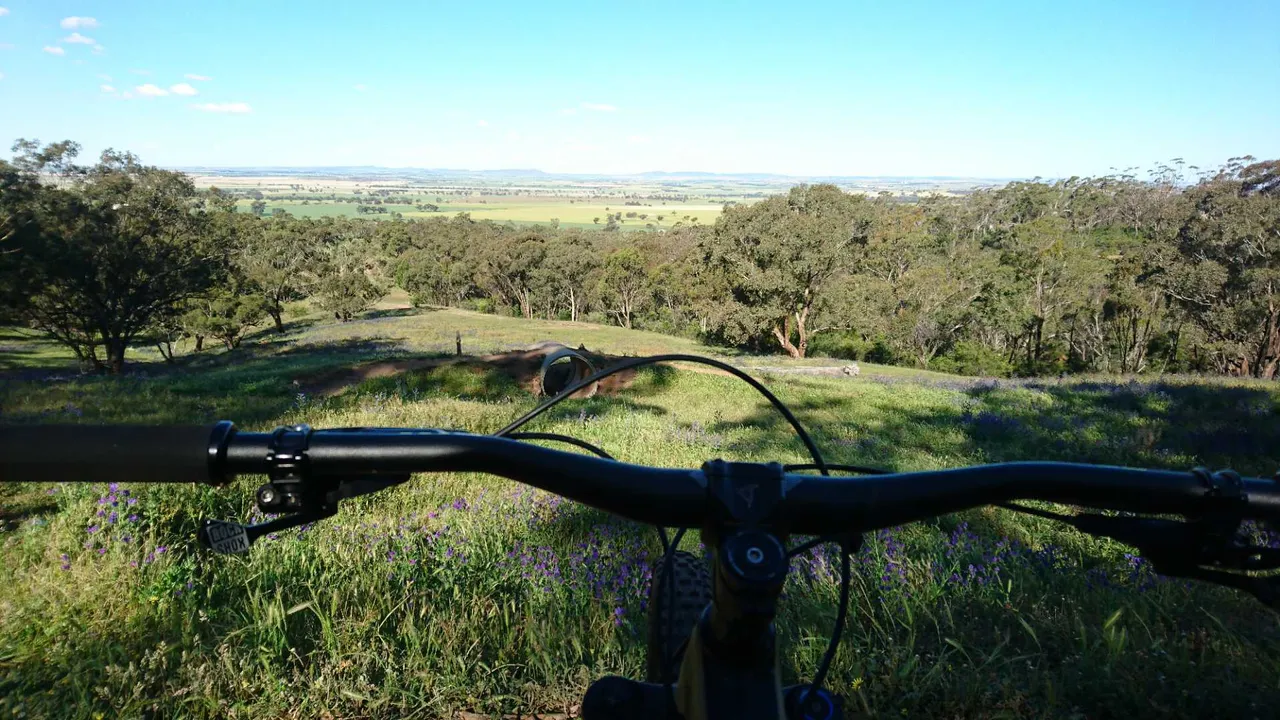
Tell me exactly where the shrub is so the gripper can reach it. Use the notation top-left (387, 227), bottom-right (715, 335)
top-left (932, 340), bottom-right (1014, 377)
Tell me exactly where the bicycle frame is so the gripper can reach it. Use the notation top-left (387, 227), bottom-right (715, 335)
top-left (583, 464), bottom-right (843, 720)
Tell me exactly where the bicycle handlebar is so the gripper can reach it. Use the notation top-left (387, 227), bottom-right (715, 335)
top-left (4, 423), bottom-right (1280, 534)
top-left (0, 424), bottom-right (220, 485)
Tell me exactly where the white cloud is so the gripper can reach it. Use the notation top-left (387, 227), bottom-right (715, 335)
top-left (353, 83), bottom-right (367, 92)
top-left (185, 73), bottom-right (211, 81)
top-left (43, 46), bottom-right (65, 56)
top-left (506, 130), bottom-right (520, 141)
top-left (0, 7), bottom-right (8, 17)
top-left (191, 102), bottom-right (251, 114)
top-left (122, 91), bottom-right (133, 99)
top-left (0, 43), bottom-right (13, 50)
top-left (580, 102), bottom-right (617, 112)
top-left (476, 119), bottom-right (489, 127)
top-left (62, 32), bottom-right (94, 44)
top-left (60, 16), bottom-right (98, 30)
top-left (92, 44), bottom-right (104, 55)
top-left (130, 69), bottom-right (152, 76)
top-left (100, 84), bottom-right (115, 93)
top-left (626, 135), bottom-right (651, 144)
top-left (135, 83), bottom-right (168, 97)
top-left (169, 82), bottom-right (198, 96)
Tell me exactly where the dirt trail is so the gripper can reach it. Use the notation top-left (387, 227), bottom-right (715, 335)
top-left (297, 346), bottom-right (642, 397)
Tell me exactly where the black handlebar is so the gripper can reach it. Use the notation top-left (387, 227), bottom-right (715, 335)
top-left (0, 424), bottom-right (221, 485)
top-left (4, 423), bottom-right (1280, 535)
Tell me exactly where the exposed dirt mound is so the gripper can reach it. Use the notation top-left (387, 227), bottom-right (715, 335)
top-left (297, 344), bottom-right (642, 398)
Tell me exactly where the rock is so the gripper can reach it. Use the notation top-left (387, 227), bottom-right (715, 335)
top-left (841, 362), bottom-right (861, 376)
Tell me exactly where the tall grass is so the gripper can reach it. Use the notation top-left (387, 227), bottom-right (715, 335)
top-left (3, 312), bottom-right (1280, 718)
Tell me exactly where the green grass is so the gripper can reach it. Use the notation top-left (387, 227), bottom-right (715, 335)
top-left (3, 308), bottom-right (1280, 718)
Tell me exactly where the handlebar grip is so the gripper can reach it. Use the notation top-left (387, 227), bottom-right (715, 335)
top-left (0, 424), bottom-right (223, 485)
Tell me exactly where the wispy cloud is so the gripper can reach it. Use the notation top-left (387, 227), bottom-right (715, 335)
top-left (185, 73), bottom-right (211, 81)
top-left (506, 130), bottom-right (521, 141)
top-left (97, 73), bottom-right (112, 81)
top-left (62, 32), bottom-right (94, 45)
top-left (0, 43), bottom-right (14, 51)
top-left (191, 102), bottom-right (251, 114)
top-left (626, 135), bottom-right (651, 144)
top-left (0, 8), bottom-right (9, 17)
top-left (135, 83), bottom-right (168, 97)
top-left (169, 83), bottom-right (198, 96)
top-left (130, 69), bottom-right (152, 76)
top-left (580, 102), bottom-right (617, 112)
top-left (121, 91), bottom-right (133, 99)
top-left (0, 72), bottom-right (5, 81)
top-left (476, 119), bottom-right (489, 127)
top-left (353, 83), bottom-right (367, 92)
top-left (60, 16), bottom-right (98, 30)
top-left (92, 44), bottom-right (105, 55)
top-left (100, 84), bottom-right (115, 93)
top-left (558, 108), bottom-right (577, 116)
top-left (43, 46), bottom-right (65, 56)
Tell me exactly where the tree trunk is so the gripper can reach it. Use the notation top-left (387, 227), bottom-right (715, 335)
top-left (195, 335), bottom-right (205, 352)
top-left (794, 306), bottom-right (810, 359)
top-left (105, 337), bottom-right (127, 375)
top-left (270, 308), bottom-right (284, 332)
top-left (772, 317), bottom-right (802, 358)
top-left (1032, 317), bottom-right (1044, 364)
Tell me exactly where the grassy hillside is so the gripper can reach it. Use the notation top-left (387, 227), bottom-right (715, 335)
top-left (3, 308), bottom-right (1280, 718)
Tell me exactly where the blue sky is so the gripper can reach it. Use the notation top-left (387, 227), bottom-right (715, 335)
top-left (0, 0), bottom-right (1276, 177)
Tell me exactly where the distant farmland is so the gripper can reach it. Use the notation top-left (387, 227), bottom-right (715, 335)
top-left (194, 169), bottom-right (991, 229)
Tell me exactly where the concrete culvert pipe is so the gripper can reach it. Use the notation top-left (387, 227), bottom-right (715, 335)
top-left (539, 345), bottom-right (598, 398)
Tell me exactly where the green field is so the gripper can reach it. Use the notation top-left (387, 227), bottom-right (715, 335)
top-left (236, 197), bottom-right (725, 229)
top-left (3, 308), bottom-right (1280, 718)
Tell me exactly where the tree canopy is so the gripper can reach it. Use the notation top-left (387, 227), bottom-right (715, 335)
top-left (3, 139), bottom-right (1278, 379)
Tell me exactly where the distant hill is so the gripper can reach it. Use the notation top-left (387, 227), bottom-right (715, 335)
top-left (175, 165), bottom-right (1015, 185)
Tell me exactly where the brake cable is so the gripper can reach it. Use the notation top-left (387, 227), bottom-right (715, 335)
top-left (805, 544), bottom-right (853, 710)
top-left (504, 432), bottom-right (615, 460)
top-left (496, 353), bottom-right (849, 703)
top-left (493, 353), bottom-right (830, 475)
top-left (999, 469), bottom-right (1280, 609)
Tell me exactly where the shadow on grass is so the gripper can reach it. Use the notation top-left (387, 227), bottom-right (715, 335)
top-left (705, 375), bottom-right (1280, 478)
top-left (0, 346), bottom-right (76, 374)
top-left (363, 307), bottom-right (425, 320)
top-left (0, 337), bottom-right (410, 427)
top-left (261, 314), bottom-right (325, 338)
top-left (0, 484), bottom-right (58, 530)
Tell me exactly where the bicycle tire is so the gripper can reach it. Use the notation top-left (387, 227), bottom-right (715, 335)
top-left (645, 550), bottom-right (712, 683)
